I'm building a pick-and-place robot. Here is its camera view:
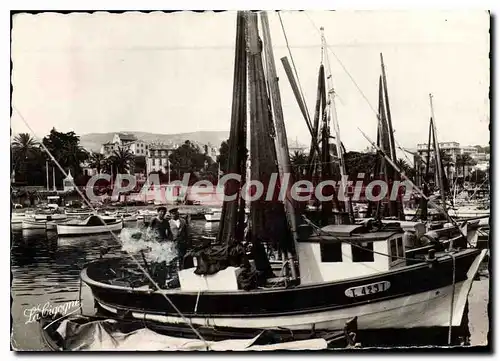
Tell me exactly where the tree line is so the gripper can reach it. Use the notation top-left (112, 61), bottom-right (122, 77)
top-left (11, 129), bottom-right (229, 188)
top-left (11, 130), bottom-right (487, 190)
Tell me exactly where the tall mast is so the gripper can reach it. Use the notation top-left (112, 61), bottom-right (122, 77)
top-left (260, 11), bottom-right (299, 279)
top-left (380, 54), bottom-right (405, 220)
top-left (322, 28), bottom-right (350, 217)
top-left (46, 160), bottom-right (50, 191)
top-left (380, 53), bottom-right (397, 163)
top-left (306, 64), bottom-right (325, 178)
top-left (281, 57), bottom-right (322, 158)
top-left (429, 93), bottom-right (448, 214)
top-left (52, 166), bottom-right (56, 191)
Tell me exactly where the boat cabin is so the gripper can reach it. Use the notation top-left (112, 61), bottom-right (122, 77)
top-left (84, 215), bottom-right (118, 225)
top-left (47, 196), bottom-right (61, 209)
top-left (296, 223), bottom-right (406, 284)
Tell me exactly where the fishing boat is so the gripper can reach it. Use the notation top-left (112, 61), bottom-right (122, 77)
top-left (56, 215), bottom-right (123, 236)
top-left (34, 213), bottom-right (68, 221)
top-left (22, 219), bottom-right (49, 230)
top-left (11, 212), bottom-right (33, 230)
top-left (82, 221), bottom-right (486, 336)
top-left (65, 209), bottom-right (93, 217)
top-left (81, 12), bottom-right (486, 344)
top-left (11, 212), bottom-right (31, 224)
top-left (203, 208), bottom-right (222, 222)
top-left (105, 211), bottom-right (138, 222)
top-left (204, 208), bottom-right (249, 222)
top-left (136, 209), bottom-right (157, 222)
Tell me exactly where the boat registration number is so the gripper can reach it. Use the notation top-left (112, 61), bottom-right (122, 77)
top-left (345, 281), bottom-right (391, 298)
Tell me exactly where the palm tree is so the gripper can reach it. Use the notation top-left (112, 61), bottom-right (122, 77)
top-left (290, 150), bottom-right (308, 180)
top-left (108, 147), bottom-right (135, 176)
top-left (11, 133), bottom-right (40, 183)
top-left (395, 158), bottom-right (417, 182)
top-left (60, 143), bottom-right (89, 176)
top-left (12, 133), bottom-right (38, 165)
top-left (456, 154), bottom-right (477, 180)
top-left (88, 152), bottom-right (106, 174)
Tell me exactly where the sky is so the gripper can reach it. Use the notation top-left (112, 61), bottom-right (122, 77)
top-left (11, 10), bottom-right (490, 152)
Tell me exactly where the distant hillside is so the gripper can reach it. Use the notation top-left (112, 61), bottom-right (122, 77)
top-left (79, 131), bottom-right (230, 152)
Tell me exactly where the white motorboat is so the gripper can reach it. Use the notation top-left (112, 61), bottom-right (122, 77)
top-left (65, 209), bottom-right (94, 217)
top-left (56, 215), bottom-right (123, 236)
top-left (34, 213), bottom-right (68, 221)
top-left (204, 208), bottom-right (249, 222)
top-left (204, 209), bottom-right (221, 222)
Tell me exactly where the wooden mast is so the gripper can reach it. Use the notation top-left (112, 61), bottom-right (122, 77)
top-left (260, 11), bottom-right (299, 279)
top-left (374, 76), bottom-right (391, 218)
top-left (380, 53), bottom-right (405, 220)
top-left (306, 64), bottom-right (325, 179)
top-left (380, 53), bottom-right (397, 164)
top-left (321, 28), bottom-right (351, 222)
top-left (420, 117), bottom-right (434, 221)
top-left (281, 57), bottom-right (322, 158)
top-left (429, 93), bottom-right (448, 215)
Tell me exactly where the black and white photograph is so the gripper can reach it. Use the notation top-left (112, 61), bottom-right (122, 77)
top-left (9, 9), bottom-right (490, 351)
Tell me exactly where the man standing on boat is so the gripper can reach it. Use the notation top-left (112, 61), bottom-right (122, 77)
top-left (146, 206), bottom-right (173, 287)
top-left (168, 208), bottom-right (193, 270)
top-left (147, 206), bottom-right (171, 242)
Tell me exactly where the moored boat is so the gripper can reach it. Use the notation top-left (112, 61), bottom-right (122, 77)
top-left (204, 209), bottom-right (221, 222)
top-left (80, 11), bottom-right (487, 345)
top-left (56, 215), bottom-right (123, 236)
top-left (65, 209), bottom-right (93, 217)
top-left (22, 219), bottom-right (48, 229)
top-left (82, 221), bottom-right (486, 336)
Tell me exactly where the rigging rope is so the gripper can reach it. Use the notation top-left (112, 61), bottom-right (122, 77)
top-left (305, 12), bottom-right (448, 201)
top-left (13, 107), bottom-right (210, 349)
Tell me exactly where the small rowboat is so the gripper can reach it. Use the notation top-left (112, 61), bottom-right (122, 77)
top-left (34, 213), bottom-right (67, 221)
top-left (22, 219), bottom-right (48, 229)
top-left (56, 215), bottom-right (123, 236)
top-left (65, 209), bottom-right (94, 217)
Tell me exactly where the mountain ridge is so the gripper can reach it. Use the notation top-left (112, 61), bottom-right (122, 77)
top-left (79, 130), bottom-right (310, 153)
top-left (79, 130), bottom-right (230, 152)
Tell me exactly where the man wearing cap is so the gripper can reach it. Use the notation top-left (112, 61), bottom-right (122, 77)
top-left (169, 208), bottom-right (193, 269)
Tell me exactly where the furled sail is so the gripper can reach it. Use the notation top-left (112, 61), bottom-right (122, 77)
top-left (247, 12), bottom-right (292, 263)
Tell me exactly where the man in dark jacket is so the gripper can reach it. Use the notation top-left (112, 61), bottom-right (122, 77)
top-left (169, 208), bottom-right (193, 269)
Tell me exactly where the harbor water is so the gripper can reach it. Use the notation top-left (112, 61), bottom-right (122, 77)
top-left (10, 219), bottom-right (489, 350)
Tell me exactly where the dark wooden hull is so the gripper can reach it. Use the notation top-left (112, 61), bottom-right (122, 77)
top-left (81, 248), bottom-right (485, 333)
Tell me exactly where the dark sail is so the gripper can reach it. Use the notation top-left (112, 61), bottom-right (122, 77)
top-left (216, 11), bottom-right (248, 247)
top-left (247, 12), bottom-right (292, 258)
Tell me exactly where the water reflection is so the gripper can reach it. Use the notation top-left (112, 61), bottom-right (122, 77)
top-left (10, 220), bottom-right (220, 350)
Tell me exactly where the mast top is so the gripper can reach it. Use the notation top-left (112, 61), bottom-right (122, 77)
top-left (320, 26), bottom-right (325, 64)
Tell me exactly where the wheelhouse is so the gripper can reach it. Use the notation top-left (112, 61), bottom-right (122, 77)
top-left (297, 223), bottom-right (406, 284)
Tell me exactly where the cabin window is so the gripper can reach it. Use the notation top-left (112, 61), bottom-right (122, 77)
top-left (397, 237), bottom-right (404, 258)
top-left (390, 237), bottom-right (404, 263)
top-left (320, 243), bottom-right (342, 262)
top-left (351, 242), bottom-right (374, 262)
top-left (390, 239), bottom-right (398, 262)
